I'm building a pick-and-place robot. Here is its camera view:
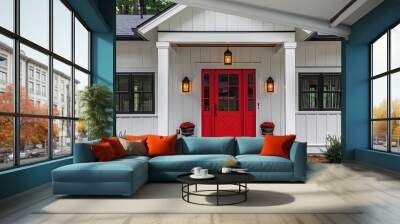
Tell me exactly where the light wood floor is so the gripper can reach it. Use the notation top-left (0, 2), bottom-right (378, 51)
top-left (1, 162), bottom-right (400, 224)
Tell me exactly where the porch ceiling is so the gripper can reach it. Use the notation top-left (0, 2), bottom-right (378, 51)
top-left (172, 0), bottom-right (383, 37)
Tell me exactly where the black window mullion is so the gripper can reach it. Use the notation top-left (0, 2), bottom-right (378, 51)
top-left (13, 0), bottom-right (21, 167)
top-left (387, 29), bottom-right (392, 152)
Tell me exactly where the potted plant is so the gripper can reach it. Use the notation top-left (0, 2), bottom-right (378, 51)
top-left (324, 135), bottom-right (343, 163)
top-left (180, 122), bottom-right (195, 136)
top-left (260, 122), bottom-right (275, 135)
top-left (79, 84), bottom-right (113, 140)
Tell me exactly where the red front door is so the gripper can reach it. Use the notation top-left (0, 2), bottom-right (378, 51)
top-left (201, 69), bottom-right (256, 137)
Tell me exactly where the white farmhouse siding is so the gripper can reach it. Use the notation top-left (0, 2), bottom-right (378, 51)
top-left (115, 6), bottom-right (342, 154)
top-left (116, 41), bottom-right (158, 136)
top-left (295, 41), bottom-right (342, 151)
top-left (158, 7), bottom-right (295, 32)
top-left (168, 46), bottom-right (286, 136)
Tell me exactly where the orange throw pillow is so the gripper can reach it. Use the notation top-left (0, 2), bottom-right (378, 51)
top-left (91, 142), bottom-right (117, 162)
top-left (101, 137), bottom-right (127, 158)
top-left (260, 135), bottom-right (296, 159)
top-left (146, 135), bottom-right (177, 157)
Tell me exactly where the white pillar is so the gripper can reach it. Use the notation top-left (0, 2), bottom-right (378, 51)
top-left (283, 42), bottom-right (297, 135)
top-left (156, 42), bottom-right (170, 135)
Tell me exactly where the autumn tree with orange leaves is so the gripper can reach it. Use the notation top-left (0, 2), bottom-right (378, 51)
top-left (0, 85), bottom-right (59, 152)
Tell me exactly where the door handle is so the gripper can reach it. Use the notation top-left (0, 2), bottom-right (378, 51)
top-left (214, 104), bottom-right (217, 117)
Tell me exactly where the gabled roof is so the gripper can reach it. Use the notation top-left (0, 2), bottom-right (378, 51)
top-left (116, 15), bottom-right (154, 40)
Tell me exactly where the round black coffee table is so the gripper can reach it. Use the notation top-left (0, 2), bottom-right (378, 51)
top-left (177, 173), bottom-right (255, 206)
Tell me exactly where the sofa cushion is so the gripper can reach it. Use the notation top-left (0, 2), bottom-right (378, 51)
top-left (236, 155), bottom-right (293, 172)
top-left (236, 137), bottom-right (264, 155)
top-left (149, 154), bottom-right (235, 172)
top-left (53, 158), bottom-right (148, 183)
top-left (73, 140), bottom-right (100, 163)
top-left (180, 137), bottom-right (235, 155)
top-left (260, 135), bottom-right (296, 159)
top-left (147, 135), bottom-right (177, 157)
top-left (101, 137), bottom-right (127, 158)
top-left (91, 142), bottom-right (118, 162)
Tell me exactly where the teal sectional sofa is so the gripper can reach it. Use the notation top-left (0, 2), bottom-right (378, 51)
top-left (52, 137), bottom-right (307, 196)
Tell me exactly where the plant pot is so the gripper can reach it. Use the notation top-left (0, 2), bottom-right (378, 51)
top-left (261, 127), bottom-right (274, 135)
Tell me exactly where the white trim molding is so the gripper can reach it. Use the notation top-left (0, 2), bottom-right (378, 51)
top-left (138, 4), bottom-right (188, 37)
top-left (158, 32), bottom-right (295, 44)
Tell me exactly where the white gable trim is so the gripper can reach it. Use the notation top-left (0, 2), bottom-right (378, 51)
top-left (137, 4), bottom-right (187, 36)
top-left (330, 0), bottom-right (368, 27)
top-left (172, 0), bottom-right (351, 37)
top-left (158, 31), bottom-right (295, 43)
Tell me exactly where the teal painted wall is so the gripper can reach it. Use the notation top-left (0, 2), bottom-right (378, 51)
top-left (0, 0), bottom-right (116, 200)
top-left (343, 0), bottom-right (400, 170)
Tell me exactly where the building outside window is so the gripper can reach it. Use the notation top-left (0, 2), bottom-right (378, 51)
top-left (115, 73), bottom-right (155, 114)
top-left (371, 22), bottom-right (400, 153)
top-left (299, 73), bottom-right (341, 111)
top-left (0, 0), bottom-right (91, 170)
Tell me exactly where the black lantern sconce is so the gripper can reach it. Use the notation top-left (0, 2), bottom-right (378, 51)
top-left (265, 76), bottom-right (274, 93)
top-left (224, 48), bottom-right (232, 65)
top-left (182, 76), bottom-right (191, 93)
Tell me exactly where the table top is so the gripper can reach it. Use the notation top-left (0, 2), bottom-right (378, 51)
top-left (177, 172), bottom-right (255, 185)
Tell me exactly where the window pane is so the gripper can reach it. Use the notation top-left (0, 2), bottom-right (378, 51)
top-left (391, 24), bottom-right (400, 70)
top-left (53, 59), bottom-right (72, 117)
top-left (20, 44), bottom-right (49, 115)
top-left (116, 76), bottom-right (129, 91)
top-left (0, 0), bottom-right (14, 31)
top-left (372, 121), bottom-right (388, 151)
top-left (372, 33), bottom-right (387, 76)
top-left (229, 100), bottom-right (238, 111)
top-left (75, 18), bottom-right (89, 70)
top-left (301, 76), bottom-right (318, 91)
top-left (323, 76), bottom-right (340, 91)
top-left (391, 120), bottom-right (400, 153)
top-left (301, 93), bottom-right (318, 110)
top-left (53, 119), bottom-right (72, 158)
top-left (53, 0), bottom-right (72, 60)
top-left (20, 0), bottom-right (49, 49)
top-left (323, 93), bottom-right (340, 110)
top-left (116, 93), bottom-right (130, 113)
top-left (133, 93), bottom-right (153, 112)
top-left (75, 120), bottom-right (88, 143)
top-left (74, 69), bottom-right (89, 118)
top-left (133, 75), bottom-right (152, 92)
top-left (20, 117), bottom-right (49, 165)
top-left (0, 35), bottom-right (14, 113)
top-left (372, 76), bottom-right (387, 119)
top-left (0, 116), bottom-right (14, 170)
top-left (219, 99), bottom-right (228, 111)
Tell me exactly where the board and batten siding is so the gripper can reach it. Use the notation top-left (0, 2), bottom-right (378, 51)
top-left (295, 41), bottom-right (342, 150)
top-left (116, 41), bottom-right (158, 136)
top-left (168, 46), bottom-right (285, 136)
top-left (158, 7), bottom-right (294, 32)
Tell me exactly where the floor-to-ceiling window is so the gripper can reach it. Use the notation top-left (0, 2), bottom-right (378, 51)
top-left (0, 0), bottom-right (91, 170)
top-left (371, 22), bottom-right (400, 153)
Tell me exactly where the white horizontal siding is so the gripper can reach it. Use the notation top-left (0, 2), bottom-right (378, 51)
top-left (159, 7), bottom-right (295, 32)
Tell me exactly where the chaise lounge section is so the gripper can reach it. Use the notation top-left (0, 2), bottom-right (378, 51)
top-left (52, 137), bottom-right (307, 196)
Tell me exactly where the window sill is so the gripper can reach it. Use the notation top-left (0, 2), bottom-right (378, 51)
top-left (116, 114), bottom-right (158, 118)
top-left (296, 111), bottom-right (341, 115)
top-left (0, 156), bottom-right (72, 175)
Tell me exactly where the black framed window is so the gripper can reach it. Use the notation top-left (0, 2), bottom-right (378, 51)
top-left (370, 22), bottom-right (400, 153)
top-left (299, 73), bottom-right (341, 111)
top-left (0, 0), bottom-right (91, 171)
top-left (115, 73), bottom-right (155, 114)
